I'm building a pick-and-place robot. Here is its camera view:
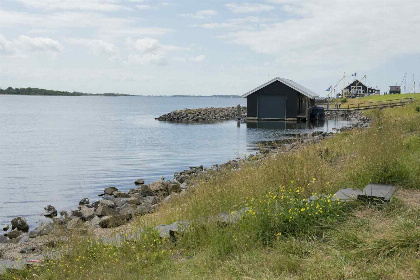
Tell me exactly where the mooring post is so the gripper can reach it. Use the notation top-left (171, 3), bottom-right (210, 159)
top-left (236, 104), bottom-right (241, 120)
top-left (357, 103), bottom-right (360, 110)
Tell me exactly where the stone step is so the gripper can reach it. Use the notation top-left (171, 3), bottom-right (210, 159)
top-left (358, 184), bottom-right (397, 202)
top-left (332, 188), bottom-right (363, 201)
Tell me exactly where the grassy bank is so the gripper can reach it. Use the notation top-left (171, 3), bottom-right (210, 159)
top-left (335, 93), bottom-right (419, 108)
top-left (3, 96), bottom-right (420, 280)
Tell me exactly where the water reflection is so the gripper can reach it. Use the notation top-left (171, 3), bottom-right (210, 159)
top-left (246, 120), bottom-right (326, 130)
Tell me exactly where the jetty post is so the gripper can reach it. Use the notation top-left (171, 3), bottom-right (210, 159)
top-left (237, 104), bottom-right (241, 127)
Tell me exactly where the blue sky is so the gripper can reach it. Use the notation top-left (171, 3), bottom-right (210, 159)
top-left (1, 0), bottom-right (420, 96)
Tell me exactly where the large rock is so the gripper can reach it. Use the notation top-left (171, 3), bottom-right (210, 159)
top-left (7, 230), bottom-right (23, 239)
top-left (113, 191), bottom-right (131, 198)
top-left (71, 210), bottom-right (83, 218)
top-left (90, 216), bottom-right (101, 228)
top-left (176, 175), bottom-right (189, 184)
top-left (180, 183), bottom-right (188, 191)
top-left (118, 204), bottom-right (135, 217)
top-left (99, 200), bottom-right (116, 208)
top-left (168, 182), bottom-right (181, 193)
top-left (60, 210), bottom-right (69, 218)
top-left (29, 223), bottom-right (54, 238)
top-left (79, 198), bottom-right (90, 206)
top-left (154, 220), bottom-right (189, 239)
top-left (44, 205), bottom-right (58, 218)
top-left (104, 187), bottom-right (118, 195)
top-left (67, 217), bottom-right (83, 230)
top-left (20, 247), bottom-right (35, 254)
top-left (96, 205), bottom-right (119, 217)
top-left (0, 235), bottom-right (8, 243)
top-left (114, 198), bottom-right (132, 207)
top-left (150, 180), bottom-right (169, 196)
top-left (52, 217), bottom-right (66, 225)
top-left (134, 179), bottom-right (145, 185)
top-left (80, 206), bottom-right (95, 221)
top-left (135, 197), bottom-right (157, 216)
top-left (11, 217), bottom-right (29, 232)
top-left (99, 215), bottom-right (132, 228)
top-left (141, 196), bottom-right (159, 206)
top-left (126, 197), bottom-right (141, 205)
top-left (102, 194), bottom-right (115, 201)
top-left (139, 185), bottom-right (153, 197)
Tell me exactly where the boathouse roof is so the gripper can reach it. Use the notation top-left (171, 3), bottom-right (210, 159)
top-left (241, 77), bottom-right (319, 99)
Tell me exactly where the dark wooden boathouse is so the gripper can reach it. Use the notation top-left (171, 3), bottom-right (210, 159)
top-left (242, 77), bottom-right (318, 121)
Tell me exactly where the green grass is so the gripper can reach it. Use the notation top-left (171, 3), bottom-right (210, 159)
top-left (333, 92), bottom-right (420, 108)
top-left (2, 101), bottom-right (420, 280)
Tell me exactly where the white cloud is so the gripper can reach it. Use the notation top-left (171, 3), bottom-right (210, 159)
top-left (226, 0), bottom-right (420, 77)
top-left (225, 3), bottom-right (275, 13)
top-left (198, 16), bottom-right (274, 30)
top-left (16, 35), bottom-right (64, 53)
top-left (14, 0), bottom-right (131, 12)
top-left (86, 40), bottom-right (118, 56)
top-left (135, 4), bottom-right (152, 10)
top-left (0, 35), bottom-right (17, 55)
top-left (0, 9), bottom-right (172, 39)
top-left (65, 38), bottom-right (119, 60)
top-left (0, 34), bottom-right (63, 56)
top-left (192, 55), bottom-right (205, 62)
top-left (127, 37), bottom-right (184, 66)
top-left (180, 10), bottom-right (218, 19)
top-left (173, 54), bottom-right (206, 63)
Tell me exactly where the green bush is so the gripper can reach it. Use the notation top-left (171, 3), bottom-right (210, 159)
top-left (241, 182), bottom-right (344, 245)
top-left (341, 97), bottom-right (347, 103)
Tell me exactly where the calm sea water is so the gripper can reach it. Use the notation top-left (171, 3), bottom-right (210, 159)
top-left (0, 95), bottom-right (353, 227)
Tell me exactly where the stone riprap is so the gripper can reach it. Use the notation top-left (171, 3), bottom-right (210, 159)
top-left (156, 106), bottom-right (247, 123)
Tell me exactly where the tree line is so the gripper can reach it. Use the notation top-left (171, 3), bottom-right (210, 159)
top-left (0, 87), bottom-right (130, 96)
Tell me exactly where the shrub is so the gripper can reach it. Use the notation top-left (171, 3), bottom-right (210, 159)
top-left (241, 182), bottom-right (344, 245)
top-left (341, 97), bottom-right (347, 103)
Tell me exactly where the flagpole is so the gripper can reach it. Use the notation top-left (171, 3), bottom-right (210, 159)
top-left (343, 72), bottom-right (346, 98)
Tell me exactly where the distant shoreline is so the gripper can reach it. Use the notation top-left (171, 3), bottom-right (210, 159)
top-left (0, 87), bottom-right (241, 98)
top-left (0, 87), bottom-right (131, 97)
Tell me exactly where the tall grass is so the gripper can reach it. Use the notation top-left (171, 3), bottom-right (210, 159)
top-left (2, 100), bottom-right (419, 280)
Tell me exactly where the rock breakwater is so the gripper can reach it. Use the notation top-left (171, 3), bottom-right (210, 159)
top-left (156, 106), bottom-right (247, 123)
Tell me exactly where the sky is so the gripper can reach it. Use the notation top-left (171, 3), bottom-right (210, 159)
top-left (1, 0), bottom-right (420, 96)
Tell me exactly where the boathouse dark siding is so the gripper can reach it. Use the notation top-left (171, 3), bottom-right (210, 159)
top-left (243, 78), bottom-right (318, 120)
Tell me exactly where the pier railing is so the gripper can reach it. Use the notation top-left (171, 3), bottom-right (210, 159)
top-left (323, 98), bottom-right (414, 111)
